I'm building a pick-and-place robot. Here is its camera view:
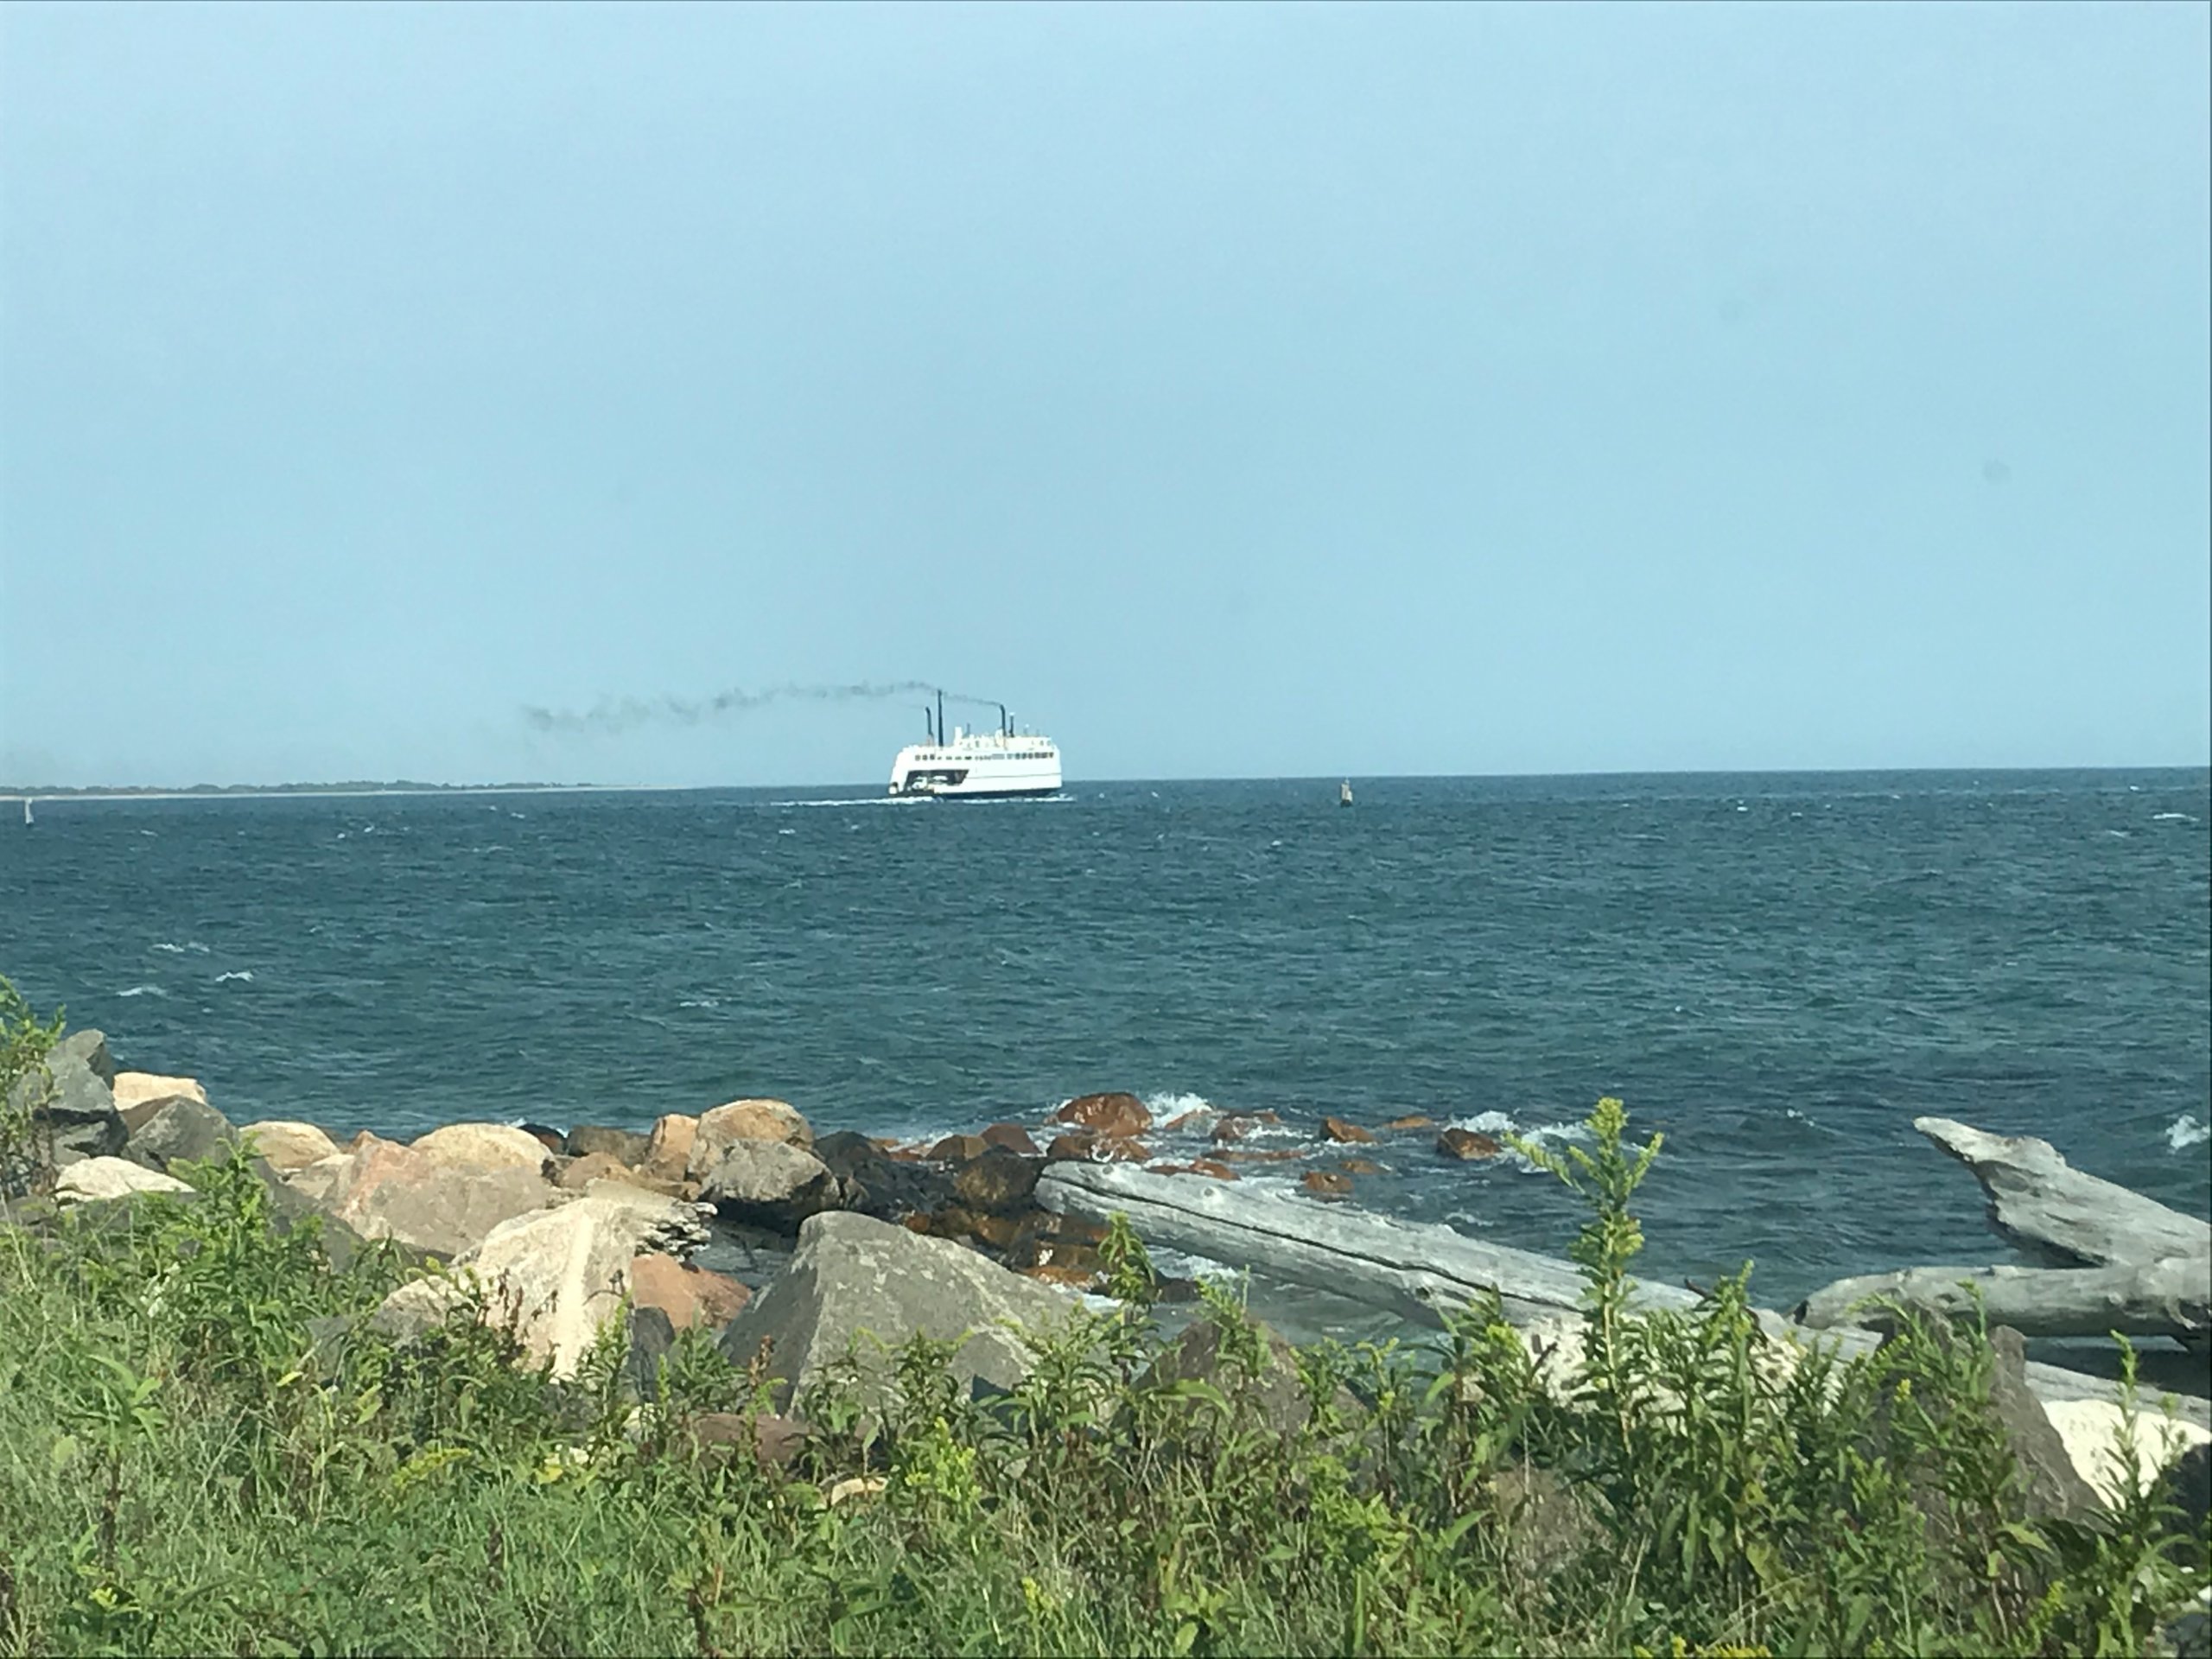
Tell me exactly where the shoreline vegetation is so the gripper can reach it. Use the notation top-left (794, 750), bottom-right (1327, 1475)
top-left (3, 978), bottom-right (2208, 1656)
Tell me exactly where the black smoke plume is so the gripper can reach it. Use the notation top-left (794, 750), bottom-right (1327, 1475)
top-left (523, 682), bottom-right (994, 736)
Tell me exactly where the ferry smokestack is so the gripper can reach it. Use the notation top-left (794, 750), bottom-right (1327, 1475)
top-left (936, 689), bottom-right (944, 750)
top-left (998, 702), bottom-right (1008, 737)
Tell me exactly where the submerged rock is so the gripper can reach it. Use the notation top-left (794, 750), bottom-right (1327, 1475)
top-left (1321, 1116), bottom-right (1376, 1145)
top-left (1055, 1091), bottom-right (1152, 1141)
top-left (1438, 1128), bottom-right (1503, 1161)
top-left (717, 1211), bottom-right (1082, 1414)
top-left (1301, 1170), bottom-right (1353, 1199)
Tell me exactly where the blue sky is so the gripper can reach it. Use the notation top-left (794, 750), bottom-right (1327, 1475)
top-left (3, 2), bottom-right (2206, 787)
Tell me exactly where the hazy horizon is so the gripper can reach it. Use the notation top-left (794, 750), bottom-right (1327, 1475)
top-left (4, 3), bottom-right (2207, 789)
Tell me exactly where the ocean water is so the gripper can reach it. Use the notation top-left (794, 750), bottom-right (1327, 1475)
top-left (3, 769), bottom-right (2207, 1310)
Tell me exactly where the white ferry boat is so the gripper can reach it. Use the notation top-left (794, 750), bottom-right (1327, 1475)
top-left (889, 693), bottom-right (1063, 799)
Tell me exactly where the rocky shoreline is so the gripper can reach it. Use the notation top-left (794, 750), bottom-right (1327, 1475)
top-left (11, 1024), bottom-right (2210, 1519)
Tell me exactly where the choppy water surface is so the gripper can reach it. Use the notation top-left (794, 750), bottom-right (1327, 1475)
top-left (4, 769), bottom-right (2206, 1307)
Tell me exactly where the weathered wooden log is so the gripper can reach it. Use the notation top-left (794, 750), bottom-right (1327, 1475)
top-left (1914, 1116), bottom-right (2212, 1269)
top-left (1037, 1160), bottom-right (1700, 1328)
top-left (1035, 1163), bottom-right (2210, 1429)
top-left (1795, 1257), bottom-right (2212, 1344)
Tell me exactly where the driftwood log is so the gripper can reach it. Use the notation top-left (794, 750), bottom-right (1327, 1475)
top-left (1034, 1160), bottom-right (2210, 1431)
top-left (1794, 1118), bottom-right (2211, 1348)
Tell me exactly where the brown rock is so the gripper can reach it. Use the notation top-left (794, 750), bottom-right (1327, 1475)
top-left (556, 1151), bottom-right (631, 1191)
top-left (1337, 1157), bottom-right (1382, 1176)
top-left (1054, 1091), bottom-right (1153, 1140)
top-left (680, 1412), bottom-right (807, 1471)
top-left (1302, 1170), bottom-right (1354, 1199)
top-left (518, 1122), bottom-right (567, 1154)
top-left (1147, 1159), bottom-right (1241, 1182)
top-left (1159, 1109), bottom-right (1211, 1135)
top-left (1438, 1128), bottom-right (1503, 1161)
top-left (639, 1114), bottom-right (698, 1182)
top-left (1096, 1136), bottom-right (1150, 1162)
top-left (1211, 1110), bottom-right (1283, 1144)
top-left (900, 1213), bottom-right (933, 1234)
top-left (926, 1133), bottom-right (989, 1164)
top-left (1044, 1132), bottom-right (1097, 1161)
top-left (951, 1148), bottom-right (1042, 1215)
top-left (689, 1098), bottom-right (814, 1179)
top-left (1383, 1115), bottom-right (1434, 1130)
top-left (629, 1251), bottom-right (752, 1330)
top-left (981, 1123), bottom-right (1039, 1156)
top-left (1321, 1116), bottom-right (1376, 1145)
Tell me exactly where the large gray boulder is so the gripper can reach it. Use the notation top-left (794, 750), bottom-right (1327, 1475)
top-left (124, 1097), bottom-right (240, 1173)
top-left (696, 1139), bottom-right (847, 1231)
top-left (54, 1030), bottom-right (116, 1086)
top-left (7, 1030), bottom-right (124, 1166)
top-left (717, 1211), bottom-right (1082, 1414)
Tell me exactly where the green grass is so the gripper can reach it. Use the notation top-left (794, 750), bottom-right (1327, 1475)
top-left (0, 979), bottom-right (2204, 1656)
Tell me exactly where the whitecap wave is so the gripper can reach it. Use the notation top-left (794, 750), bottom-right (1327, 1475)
top-left (152, 942), bottom-right (185, 954)
top-left (2167, 1115), bottom-right (2209, 1153)
top-left (1144, 1091), bottom-right (1216, 1128)
top-left (215, 969), bottom-right (254, 984)
top-left (118, 984), bottom-right (166, 998)
top-left (677, 997), bottom-right (720, 1010)
top-left (2151, 812), bottom-right (2197, 823)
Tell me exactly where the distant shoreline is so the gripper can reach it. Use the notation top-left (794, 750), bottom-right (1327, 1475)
top-left (5, 784), bottom-right (644, 804)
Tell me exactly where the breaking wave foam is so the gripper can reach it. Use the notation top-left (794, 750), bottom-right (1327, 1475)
top-left (1446, 1109), bottom-right (1592, 1173)
top-left (2167, 1114), bottom-right (2209, 1153)
top-left (118, 984), bottom-right (167, 998)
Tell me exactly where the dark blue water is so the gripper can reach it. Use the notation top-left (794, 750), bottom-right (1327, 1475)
top-left (4, 770), bottom-right (2207, 1307)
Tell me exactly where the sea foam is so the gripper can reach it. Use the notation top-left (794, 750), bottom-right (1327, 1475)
top-left (2167, 1115), bottom-right (2209, 1153)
